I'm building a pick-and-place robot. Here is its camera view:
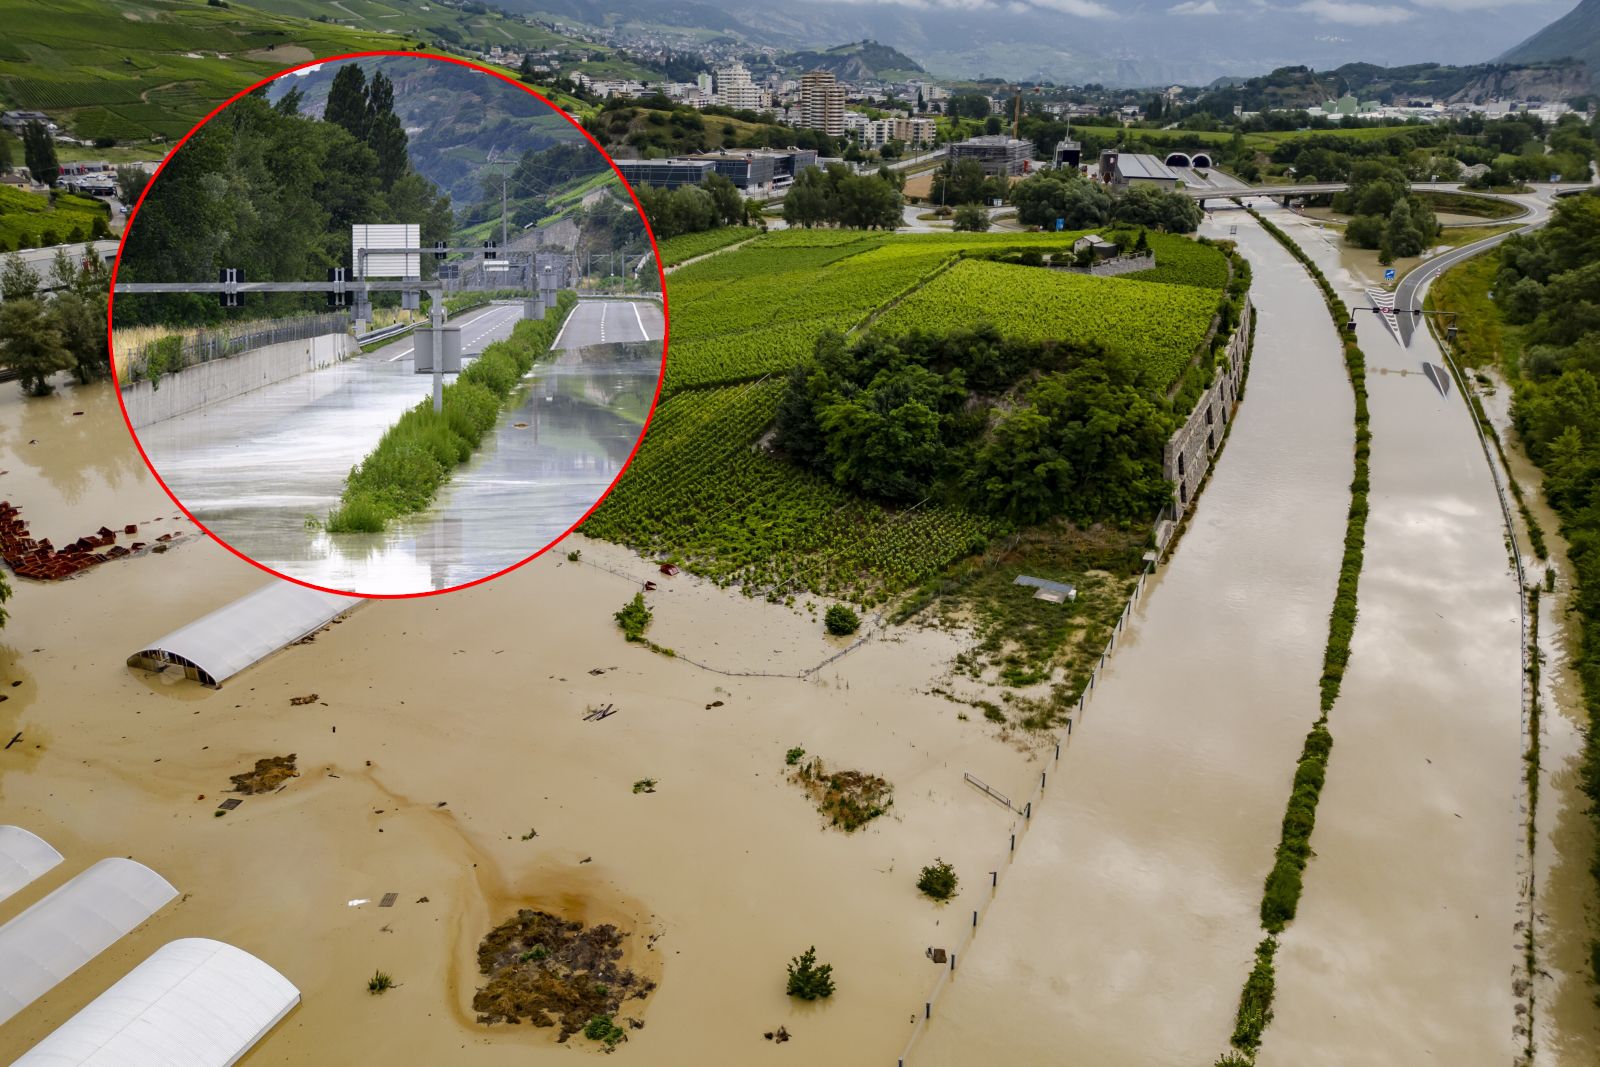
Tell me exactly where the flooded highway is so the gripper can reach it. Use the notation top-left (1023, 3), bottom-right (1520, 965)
top-left (916, 206), bottom-right (1356, 1066)
top-left (128, 299), bottom-right (664, 593)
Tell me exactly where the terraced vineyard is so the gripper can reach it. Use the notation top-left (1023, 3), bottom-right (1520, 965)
top-left (587, 227), bottom-right (1230, 602)
top-left (656, 227), bottom-right (759, 268)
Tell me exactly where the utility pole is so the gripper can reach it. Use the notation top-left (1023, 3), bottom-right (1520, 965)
top-left (501, 173), bottom-right (509, 253)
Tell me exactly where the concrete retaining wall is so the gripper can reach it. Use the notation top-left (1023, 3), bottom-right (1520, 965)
top-left (121, 332), bottom-right (357, 429)
top-left (1164, 296), bottom-right (1252, 512)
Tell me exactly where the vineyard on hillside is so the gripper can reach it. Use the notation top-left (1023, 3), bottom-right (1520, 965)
top-left (587, 226), bottom-right (1232, 602)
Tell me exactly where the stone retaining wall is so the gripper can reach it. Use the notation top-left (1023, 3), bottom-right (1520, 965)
top-left (1164, 296), bottom-right (1252, 512)
top-left (121, 332), bottom-right (357, 429)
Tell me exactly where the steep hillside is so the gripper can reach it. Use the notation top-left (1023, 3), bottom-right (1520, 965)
top-left (1502, 0), bottom-right (1600, 89)
top-left (272, 57), bottom-right (582, 208)
top-left (777, 40), bottom-right (924, 80)
top-left (0, 0), bottom-right (400, 149)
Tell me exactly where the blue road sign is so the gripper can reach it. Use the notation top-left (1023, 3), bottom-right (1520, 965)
top-left (1055, 218), bottom-right (1065, 232)
top-left (1384, 268), bottom-right (1396, 281)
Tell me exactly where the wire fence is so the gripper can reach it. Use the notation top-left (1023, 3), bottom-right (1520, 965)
top-left (120, 312), bottom-right (351, 383)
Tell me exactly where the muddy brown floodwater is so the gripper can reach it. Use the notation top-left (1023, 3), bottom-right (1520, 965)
top-left (915, 207), bottom-right (1356, 1066)
top-left (1255, 208), bottom-right (1523, 1066)
top-left (0, 377), bottom-right (1070, 1064)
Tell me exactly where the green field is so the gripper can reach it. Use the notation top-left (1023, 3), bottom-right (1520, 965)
top-left (0, 0), bottom-right (417, 146)
top-left (582, 227), bottom-right (1229, 602)
top-left (656, 226), bottom-right (759, 268)
top-left (0, 186), bottom-right (109, 248)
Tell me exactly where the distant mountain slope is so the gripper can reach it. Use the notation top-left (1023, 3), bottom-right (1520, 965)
top-left (1502, 0), bottom-right (1600, 88)
top-left (1192, 60), bottom-right (1589, 112)
top-left (778, 40), bottom-right (924, 80)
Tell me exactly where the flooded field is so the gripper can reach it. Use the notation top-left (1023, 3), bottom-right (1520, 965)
top-left (915, 206), bottom-right (1357, 1066)
top-left (1256, 209), bottom-right (1523, 1066)
top-left (129, 300), bottom-right (665, 592)
top-left (0, 372), bottom-right (1044, 1064)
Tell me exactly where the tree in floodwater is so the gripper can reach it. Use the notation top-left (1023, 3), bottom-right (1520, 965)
top-left (0, 567), bottom-right (9, 629)
top-left (0, 298), bottom-right (72, 395)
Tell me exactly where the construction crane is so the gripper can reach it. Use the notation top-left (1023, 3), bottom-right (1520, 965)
top-left (1010, 84), bottom-right (1042, 140)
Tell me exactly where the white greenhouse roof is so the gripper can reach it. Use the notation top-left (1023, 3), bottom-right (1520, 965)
top-left (0, 858), bottom-right (178, 1026)
top-left (13, 938), bottom-right (300, 1067)
top-left (0, 826), bottom-right (63, 905)
top-left (127, 580), bottom-right (361, 688)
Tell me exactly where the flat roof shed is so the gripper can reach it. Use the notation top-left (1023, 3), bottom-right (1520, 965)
top-left (13, 938), bottom-right (300, 1066)
top-left (126, 581), bottom-right (360, 688)
top-left (0, 858), bottom-right (179, 1026)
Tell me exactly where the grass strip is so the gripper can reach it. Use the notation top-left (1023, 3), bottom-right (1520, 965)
top-left (1212, 208), bottom-right (1371, 1065)
top-left (326, 292), bottom-right (577, 533)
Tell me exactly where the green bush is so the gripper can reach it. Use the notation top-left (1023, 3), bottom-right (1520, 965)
top-left (583, 1014), bottom-right (625, 1046)
top-left (824, 603), bottom-right (860, 636)
top-left (785, 946), bottom-right (835, 1000)
top-left (1229, 937), bottom-right (1277, 1053)
top-left (367, 970), bottom-right (395, 994)
top-left (326, 293), bottom-right (578, 532)
top-left (785, 746), bottom-right (806, 766)
top-left (615, 592), bottom-right (652, 642)
top-left (916, 859), bottom-right (959, 900)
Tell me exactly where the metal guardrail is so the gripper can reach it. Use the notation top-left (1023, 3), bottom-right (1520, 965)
top-left (356, 321), bottom-right (414, 346)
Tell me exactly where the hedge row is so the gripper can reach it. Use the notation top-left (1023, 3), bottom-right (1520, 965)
top-left (1214, 209), bottom-right (1372, 1066)
top-left (327, 292), bottom-right (578, 533)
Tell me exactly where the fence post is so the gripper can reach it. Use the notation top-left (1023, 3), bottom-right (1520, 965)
top-left (972, 910), bottom-right (978, 928)
top-left (991, 870), bottom-right (997, 888)
top-left (1024, 801), bottom-right (1031, 819)
top-left (1040, 771), bottom-right (1047, 790)
top-left (1009, 833), bottom-right (1015, 853)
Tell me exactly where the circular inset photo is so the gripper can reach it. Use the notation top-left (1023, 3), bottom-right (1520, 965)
top-left (109, 53), bottom-right (666, 597)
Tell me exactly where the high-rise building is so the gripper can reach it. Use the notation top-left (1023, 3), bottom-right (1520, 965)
top-left (714, 62), bottom-right (766, 112)
top-left (799, 71), bottom-right (845, 137)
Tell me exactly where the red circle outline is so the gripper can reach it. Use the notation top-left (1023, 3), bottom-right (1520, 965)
top-left (106, 50), bottom-right (671, 601)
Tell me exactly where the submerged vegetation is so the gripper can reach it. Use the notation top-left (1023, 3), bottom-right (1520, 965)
top-left (789, 756), bottom-right (894, 832)
top-left (326, 294), bottom-right (577, 533)
top-left (916, 860), bottom-right (959, 901)
top-left (473, 909), bottom-right (654, 1039)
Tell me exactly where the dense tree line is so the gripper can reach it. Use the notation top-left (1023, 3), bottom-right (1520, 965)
top-left (635, 172), bottom-right (749, 239)
top-left (775, 325), bottom-right (1174, 526)
top-left (1008, 167), bottom-right (1203, 233)
top-left (1331, 160), bottom-right (1440, 260)
top-left (0, 250), bottom-right (112, 394)
top-left (783, 164), bottom-right (903, 230)
top-left (116, 64), bottom-right (452, 326)
top-left (1479, 192), bottom-right (1600, 989)
top-left (461, 141), bottom-right (607, 232)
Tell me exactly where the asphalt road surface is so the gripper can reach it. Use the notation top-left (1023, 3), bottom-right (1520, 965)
top-left (553, 299), bottom-right (664, 351)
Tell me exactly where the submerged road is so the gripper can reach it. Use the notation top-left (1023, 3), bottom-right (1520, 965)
top-left (1255, 207), bottom-right (1524, 1066)
top-left (555, 299), bottom-right (663, 350)
top-left (919, 209), bottom-right (1357, 1065)
top-left (132, 301), bottom-right (530, 586)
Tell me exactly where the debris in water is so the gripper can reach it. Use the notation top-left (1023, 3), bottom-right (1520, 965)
top-left (705, 700), bottom-right (724, 709)
top-left (763, 1026), bottom-right (791, 1043)
top-left (289, 694), bottom-right (318, 706)
top-left (230, 754), bottom-right (298, 794)
top-left (472, 909), bottom-right (656, 1039)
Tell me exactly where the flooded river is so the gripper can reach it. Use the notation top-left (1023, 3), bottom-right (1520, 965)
top-left (915, 206), bottom-right (1356, 1066)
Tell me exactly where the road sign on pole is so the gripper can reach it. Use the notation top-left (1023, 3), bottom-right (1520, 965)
top-left (1384, 268), bottom-right (1396, 281)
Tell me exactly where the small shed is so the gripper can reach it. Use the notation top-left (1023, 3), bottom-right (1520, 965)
top-left (1071, 234), bottom-right (1119, 260)
top-left (1013, 575), bottom-right (1077, 603)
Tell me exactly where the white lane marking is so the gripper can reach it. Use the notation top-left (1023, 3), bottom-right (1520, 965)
top-left (631, 301), bottom-right (648, 341)
top-left (550, 305), bottom-right (575, 350)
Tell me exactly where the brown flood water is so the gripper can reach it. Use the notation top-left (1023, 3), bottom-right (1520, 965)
top-left (0, 377), bottom-right (1066, 1064)
top-left (1478, 370), bottom-right (1600, 1065)
top-left (1256, 209), bottom-right (1523, 1066)
top-left (914, 206), bottom-right (1356, 1066)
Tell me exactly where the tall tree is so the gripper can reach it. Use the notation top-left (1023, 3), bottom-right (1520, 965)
top-left (0, 299), bottom-right (71, 395)
top-left (0, 134), bottom-right (11, 174)
top-left (324, 63), bottom-right (370, 141)
top-left (21, 121), bottom-right (58, 186)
